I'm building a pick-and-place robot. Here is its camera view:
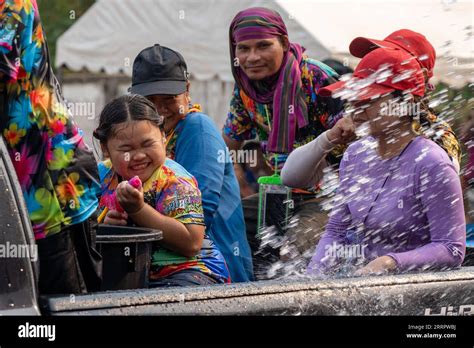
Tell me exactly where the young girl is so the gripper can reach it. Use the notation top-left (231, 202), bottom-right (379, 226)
top-left (93, 94), bottom-right (230, 287)
top-left (130, 44), bottom-right (253, 282)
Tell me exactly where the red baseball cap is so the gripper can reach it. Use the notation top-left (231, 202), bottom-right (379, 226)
top-left (349, 29), bottom-right (436, 78)
top-left (319, 47), bottom-right (425, 101)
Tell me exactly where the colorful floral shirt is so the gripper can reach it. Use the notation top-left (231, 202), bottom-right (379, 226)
top-left (413, 107), bottom-right (462, 170)
top-left (98, 158), bottom-right (231, 283)
top-left (0, 0), bottom-right (100, 240)
top-left (223, 57), bottom-right (345, 172)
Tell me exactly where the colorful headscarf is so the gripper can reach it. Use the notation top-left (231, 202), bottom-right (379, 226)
top-left (229, 7), bottom-right (308, 154)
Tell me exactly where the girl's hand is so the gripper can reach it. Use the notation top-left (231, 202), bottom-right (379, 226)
top-left (116, 180), bottom-right (145, 214)
top-left (354, 256), bottom-right (397, 276)
top-left (104, 209), bottom-right (128, 225)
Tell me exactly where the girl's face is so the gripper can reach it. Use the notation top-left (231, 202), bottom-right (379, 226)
top-left (102, 120), bottom-right (166, 182)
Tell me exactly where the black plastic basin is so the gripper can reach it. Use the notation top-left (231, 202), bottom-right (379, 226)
top-left (96, 225), bottom-right (162, 291)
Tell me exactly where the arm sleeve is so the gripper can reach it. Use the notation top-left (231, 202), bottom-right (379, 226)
top-left (386, 163), bottom-right (466, 272)
top-left (222, 86), bottom-right (256, 142)
top-left (175, 121), bottom-right (225, 231)
top-left (0, 3), bottom-right (25, 82)
top-left (306, 150), bottom-right (353, 275)
top-left (281, 130), bottom-right (335, 188)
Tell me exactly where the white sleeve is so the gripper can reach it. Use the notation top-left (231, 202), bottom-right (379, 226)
top-left (281, 130), bottom-right (336, 189)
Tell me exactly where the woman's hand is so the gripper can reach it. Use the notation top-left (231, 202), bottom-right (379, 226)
top-left (104, 209), bottom-right (128, 225)
top-left (327, 117), bottom-right (356, 145)
top-left (354, 256), bottom-right (397, 276)
top-left (115, 180), bottom-right (145, 214)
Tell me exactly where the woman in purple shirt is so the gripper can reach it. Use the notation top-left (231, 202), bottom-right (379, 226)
top-left (305, 47), bottom-right (466, 277)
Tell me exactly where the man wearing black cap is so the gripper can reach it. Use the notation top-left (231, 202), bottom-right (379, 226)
top-left (130, 44), bottom-right (254, 282)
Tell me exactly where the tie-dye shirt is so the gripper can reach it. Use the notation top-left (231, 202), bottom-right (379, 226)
top-left (98, 158), bottom-right (231, 283)
top-left (0, 0), bottom-right (100, 239)
top-left (223, 57), bottom-right (345, 172)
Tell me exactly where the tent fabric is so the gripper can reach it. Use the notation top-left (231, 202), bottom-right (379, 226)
top-left (56, 0), bottom-right (331, 81)
top-left (56, 0), bottom-right (331, 128)
top-left (56, 0), bottom-right (472, 131)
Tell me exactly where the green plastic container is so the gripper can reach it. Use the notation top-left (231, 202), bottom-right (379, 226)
top-left (257, 174), bottom-right (293, 237)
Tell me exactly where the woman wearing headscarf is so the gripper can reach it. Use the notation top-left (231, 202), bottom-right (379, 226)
top-left (223, 7), bottom-right (353, 278)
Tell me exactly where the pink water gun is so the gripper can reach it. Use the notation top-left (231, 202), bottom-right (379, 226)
top-left (98, 176), bottom-right (142, 222)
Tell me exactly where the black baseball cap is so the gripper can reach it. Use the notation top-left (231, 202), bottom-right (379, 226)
top-left (130, 44), bottom-right (189, 96)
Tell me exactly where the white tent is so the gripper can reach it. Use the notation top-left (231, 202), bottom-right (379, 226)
top-left (56, 0), bottom-right (473, 144)
top-left (56, 0), bottom-right (331, 134)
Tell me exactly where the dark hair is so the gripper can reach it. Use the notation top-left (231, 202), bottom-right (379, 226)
top-left (93, 94), bottom-right (164, 143)
top-left (391, 90), bottom-right (404, 99)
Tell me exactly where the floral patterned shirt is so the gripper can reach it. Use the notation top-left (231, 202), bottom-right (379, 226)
top-left (0, 0), bottom-right (100, 239)
top-left (413, 107), bottom-right (462, 169)
top-left (223, 57), bottom-right (345, 172)
top-left (98, 159), bottom-right (231, 283)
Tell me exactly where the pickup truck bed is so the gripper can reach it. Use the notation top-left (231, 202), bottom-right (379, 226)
top-left (42, 267), bottom-right (474, 315)
top-left (1, 137), bottom-right (473, 316)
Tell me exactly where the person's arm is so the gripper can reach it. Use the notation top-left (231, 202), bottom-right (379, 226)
top-left (281, 117), bottom-right (355, 188)
top-left (222, 86), bottom-right (258, 196)
top-left (223, 133), bottom-right (242, 152)
top-left (306, 151), bottom-right (353, 275)
top-left (223, 134), bottom-right (256, 197)
top-left (384, 163), bottom-right (466, 272)
top-left (114, 180), bottom-right (205, 258)
top-left (223, 134), bottom-right (244, 184)
top-left (0, 3), bottom-right (24, 131)
top-left (306, 200), bottom-right (352, 276)
top-left (128, 204), bottom-right (204, 258)
top-left (281, 131), bottom-right (333, 188)
top-left (0, 3), bottom-right (23, 83)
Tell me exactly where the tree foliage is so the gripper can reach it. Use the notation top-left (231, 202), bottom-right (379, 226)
top-left (37, 0), bottom-right (95, 69)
